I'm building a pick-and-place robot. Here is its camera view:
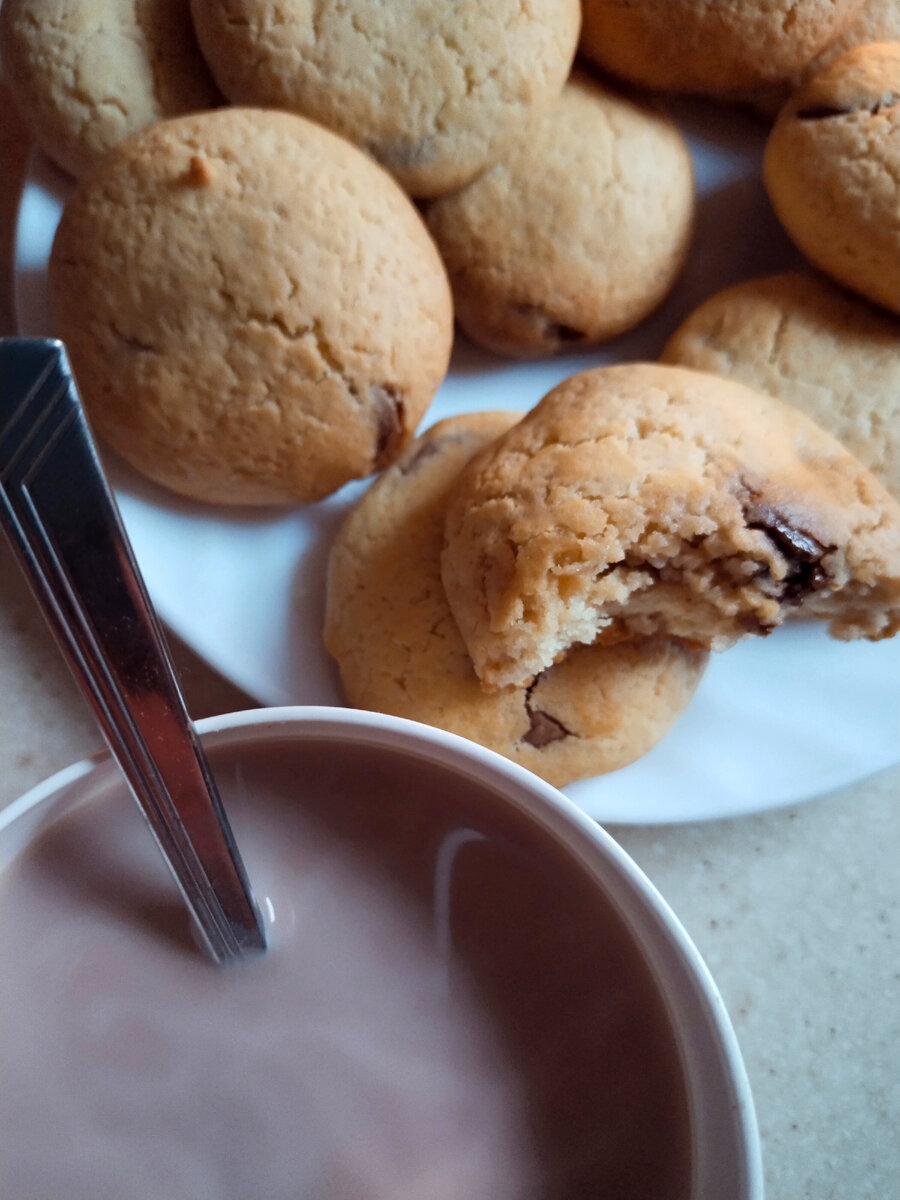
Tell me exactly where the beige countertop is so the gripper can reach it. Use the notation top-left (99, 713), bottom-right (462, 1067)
top-left (2, 78), bottom-right (898, 1200)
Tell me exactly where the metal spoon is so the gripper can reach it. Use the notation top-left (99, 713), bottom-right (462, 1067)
top-left (0, 337), bottom-right (266, 964)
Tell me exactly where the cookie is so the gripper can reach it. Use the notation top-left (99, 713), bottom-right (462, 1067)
top-left (764, 43), bottom-right (900, 315)
top-left (743, 0), bottom-right (900, 118)
top-left (441, 363), bottom-right (900, 690)
top-left (0, 0), bottom-right (220, 178)
top-left (579, 0), bottom-right (865, 94)
top-left (662, 270), bottom-right (900, 499)
top-left (424, 74), bottom-right (694, 357)
top-left (189, 0), bottom-right (580, 199)
top-left (49, 108), bottom-right (453, 506)
top-left (325, 412), bottom-right (707, 787)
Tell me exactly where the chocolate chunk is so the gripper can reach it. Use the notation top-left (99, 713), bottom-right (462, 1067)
top-left (546, 321), bottom-right (587, 344)
top-left (522, 679), bottom-right (571, 748)
top-left (513, 303), bottom-right (586, 345)
top-left (371, 385), bottom-right (405, 469)
top-left (797, 95), bottom-right (900, 121)
top-left (743, 497), bottom-right (833, 603)
top-left (795, 105), bottom-right (855, 121)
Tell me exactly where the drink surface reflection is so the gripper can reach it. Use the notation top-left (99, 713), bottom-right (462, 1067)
top-left (0, 738), bottom-right (692, 1199)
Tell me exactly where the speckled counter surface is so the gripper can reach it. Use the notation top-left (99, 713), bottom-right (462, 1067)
top-left (1, 77), bottom-right (898, 1200)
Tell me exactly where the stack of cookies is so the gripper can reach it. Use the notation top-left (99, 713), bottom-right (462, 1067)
top-left (326, 365), bottom-right (900, 785)
top-left (5, 0), bottom-right (900, 786)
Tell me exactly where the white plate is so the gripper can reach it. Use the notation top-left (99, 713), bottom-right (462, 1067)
top-left (14, 100), bottom-right (900, 825)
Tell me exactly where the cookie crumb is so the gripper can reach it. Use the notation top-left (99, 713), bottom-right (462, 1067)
top-left (187, 154), bottom-right (214, 186)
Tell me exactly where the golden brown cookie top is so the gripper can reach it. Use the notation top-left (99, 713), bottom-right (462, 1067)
top-left (0, 0), bottom-right (220, 177)
top-left (189, 0), bottom-right (581, 197)
top-left (662, 269), bottom-right (900, 498)
top-left (425, 74), bottom-right (694, 356)
top-left (579, 0), bottom-right (865, 94)
top-left (743, 0), bottom-right (900, 119)
top-left (764, 43), bottom-right (900, 313)
top-left (786, 37), bottom-right (900, 115)
top-left (49, 107), bottom-right (453, 505)
top-left (440, 363), bottom-right (900, 689)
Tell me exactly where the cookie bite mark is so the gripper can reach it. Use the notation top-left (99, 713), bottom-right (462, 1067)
top-left (325, 410), bottom-right (706, 788)
top-left (371, 385), bottom-right (406, 469)
top-left (742, 493), bottom-right (835, 603)
top-left (521, 677), bottom-right (572, 748)
top-left (441, 364), bottom-right (900, 688)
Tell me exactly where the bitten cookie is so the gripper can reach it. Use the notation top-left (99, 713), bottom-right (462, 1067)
top-left (325, 412), bottom-right (707, 787)
top-left (441, 364), bottom-right (900, 690)
top-left (764, 43), bottom-right (900, 315)
top-left (189, 0), bottom-right (580, 199)
top-left (0, 0), bottom-right (219, 178)
top-left (579, 0), bottom-right (865, 94)
top-left (49, 108), bottom-right (453, 506)
top-left (662, 271), bottom-right (900, 498)
top-left (424, 74), bottom-right (694, 357)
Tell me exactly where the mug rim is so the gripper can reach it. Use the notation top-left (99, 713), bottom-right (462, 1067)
top-left (1, 704), bottom-right (764, 1200)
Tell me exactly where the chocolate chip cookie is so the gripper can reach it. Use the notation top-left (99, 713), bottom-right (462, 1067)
top-left (579, 0), bottom-right (865, 94)
top-left (765, 43), bottom-right (900, 314)
top-left (0, 0), bottom-right (219, 178)
top-left (190, 0), bottom-right (580, 198)
top-left (662, 270), bottom-right (900, 498)
top-left (425, 74), bottom-right (694, 357)
top-left (441, 363), bottom-right (900, 690)
top-left (325, 412), bottom-right (707, 786)
top-left (49, 108), bottom-right (453, 505)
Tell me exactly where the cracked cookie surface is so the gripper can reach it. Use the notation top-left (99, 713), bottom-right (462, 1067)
top-left (662, 270), bottom-right (900, 499)
top-left (579, 0), bottom-right (865, 94)
top-left (739, 0), bottom-right (900, 119)
top-left (441, 363), bottom-right (900, 690)
top-left (189, 0), bottom-right (580, 199)
top-left (48, 107), bottom-right (453, 505)
top-left (765, 43), bottom-right (900, 314)
top-left (325, 411), bottom-right (706, 787)
top-left (424, 74), bottom-right (694, 357)
top-left (0, 0), bottom-right (220, 178)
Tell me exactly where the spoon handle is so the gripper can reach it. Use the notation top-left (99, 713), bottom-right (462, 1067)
top-left (0, 337), bottom-right (265, 964)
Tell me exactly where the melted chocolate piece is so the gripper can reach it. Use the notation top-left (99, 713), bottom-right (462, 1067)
top-left (512, 303), bottom-right (586, 345)
top-left (545, 321), bottom-right (586, 344)
top-left (522, 678), bottom-right (571, 749)
top-left (743, 497), bottom-right (833, 603)
top-left (371, 385), bottom-right (405, 468)
top-left (795, 105), bottom-right (855, 121)
top-left (797, 95), bottom-right (900, 121)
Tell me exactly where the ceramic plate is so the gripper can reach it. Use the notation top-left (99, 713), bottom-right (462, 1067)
top-left (14, 99), bottom-right (900, 824)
